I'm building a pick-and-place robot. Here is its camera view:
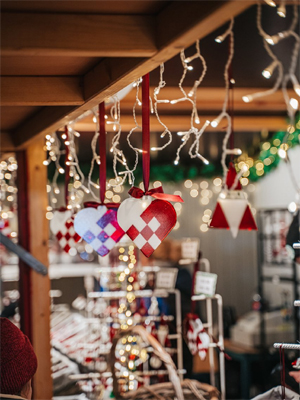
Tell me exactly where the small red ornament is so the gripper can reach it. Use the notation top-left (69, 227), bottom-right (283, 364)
top-left (209, 163), bottom-right (257, 238)
top-left (184, 313), bottom-right (210, 360)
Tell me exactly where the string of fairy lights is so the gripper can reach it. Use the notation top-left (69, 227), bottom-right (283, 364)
top-left (1, 3), bottom-right (299, 246)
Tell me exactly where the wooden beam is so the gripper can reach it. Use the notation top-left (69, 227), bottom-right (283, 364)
top-left (12, 1), bottom-right (255, 147)
top-left (1, 12), bottom-right (156, 57)
top-left (74, 114), bottom-right (288, 133)
top-left (11, 106), bottom-right (77, 148)
top-left (0, 131), bottom-right (15, 151)
top-left (27, 136), bottom-right (52, 399)
top-left (1, 77), bottom-right (84, 106)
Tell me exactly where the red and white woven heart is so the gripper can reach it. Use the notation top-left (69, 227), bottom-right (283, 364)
top-left (50, 210), bottom-right (81, 254)
top-left (117, 196), bottom-right (177, 257)
top-left (186, 317), bottom-right (210, 360)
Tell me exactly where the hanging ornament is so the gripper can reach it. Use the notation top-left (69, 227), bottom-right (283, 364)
top-left (74, 203), bottom-right (124, 257)
top-left (49, 126), bottom-right (82, 254)
top-left (74, 103), bottom-right (125, 256)
top-left (185, 314), bottom-right (210, 361)
top-left (209, 163), bottom-right (257, 238)
top-left (183, 257), bottom-right (210, 361)
top-left (292, 358), bottom-right (300, 369)
top-left (50, 209), bottom-right (81, 254)
top-left (117, 74), bottom-right (183, 258)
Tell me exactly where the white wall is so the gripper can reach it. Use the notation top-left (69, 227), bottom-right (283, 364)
top-left (254, 146), bottom-right (300, 209)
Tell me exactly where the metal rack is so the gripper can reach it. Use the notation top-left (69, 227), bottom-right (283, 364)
top-left (191, 258), bottom-right (226, 400)
top-left (257, 209), bottom-right (300, 347)
top-left (87, 288), bottom-right (184, 378)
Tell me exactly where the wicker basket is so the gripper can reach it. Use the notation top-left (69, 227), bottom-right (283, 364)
top-left (110, 325), bottom-right (220, 400)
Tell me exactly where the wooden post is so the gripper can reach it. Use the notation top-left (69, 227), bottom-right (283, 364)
top-left (26, 136), bottom-right (53, 399)
top-left (16, 151), bottom-right (32, 341)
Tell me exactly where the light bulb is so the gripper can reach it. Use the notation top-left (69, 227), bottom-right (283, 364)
top-left (187, 65), bottom-right (193, 71)
top-left (58, 168), bottom-right (65, 174)
top-left (61, 134), bottom-right (67, 140)
top-left (215, 36), bottom-right (224, 44)
top-left (262, 61), bottom-right (278, 79)
top-left (290, 75), bottom-right (300, 96)
top-left (278, 148), bottom-right (286, 158)
top-left (151, 147), bottom-right (158, 151)
top-left (43, 160), bottom-right (49, 166)
top-left (265, 35), bottom-right (278, 45)
top-left (242, 95), bottom-right (253, 103)
top-left (170, 100), bottom-right (177, 104)
top-left (188, 90), bottom-right (194, 97)
top-left (195, 117), bottom-right (200, 124)
top-left (174, 160), bottom-right (179, 165)
top-left (226, 148), bottom-right (242, 156)
top-left (197, 154), bottom-right (209, 165)
top-left (277, 4), bottom-right (286, 17)
top-left (289, 98), bottom-right (299, 110)
top-left (264, 0), bottom-right (276, 6)
top-left (93, 116), bottom-right (97, 123)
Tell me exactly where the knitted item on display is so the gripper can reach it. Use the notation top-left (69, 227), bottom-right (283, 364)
top-left (0, 318), bottom-right (37, 395)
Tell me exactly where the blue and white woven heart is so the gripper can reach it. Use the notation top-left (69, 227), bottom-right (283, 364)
top-left (74, 205), bottom-right (124, 256)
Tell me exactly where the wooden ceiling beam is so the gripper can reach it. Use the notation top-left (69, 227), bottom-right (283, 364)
top-left (74, 115), bottom-right (287, 133)
top-left (11, 1), bottom-right (255, 148)
top-left (1, 12), bottom-right (156, 57)
top-left (0, 132), bottom-right (16, 151)
top-left (1, 77), bottom-right (84, 106)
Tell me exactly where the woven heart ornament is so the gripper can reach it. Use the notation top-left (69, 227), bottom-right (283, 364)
top-left (117, 196), bottom-right (177, 257)
top-left (74, 205), bottom-right (124, 257)
top-left (50, 210), bottom-right (81, 254)
top-left (185, 315), bottom-right (210, 360)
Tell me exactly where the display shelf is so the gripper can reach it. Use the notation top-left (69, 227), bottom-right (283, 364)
top-left (257, 209), bottom-right (300, 347)
top-left (191, 293), bottom-right (225, 400)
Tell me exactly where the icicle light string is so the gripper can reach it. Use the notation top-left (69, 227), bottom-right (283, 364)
top-left (118, 78), bottom-right (143, 186)
top-left (212, 18), bottom-right (243, 188)
top-left (109, 97), bottom-right (131, 188)
top-left (254, 2), bottom-right (300, 196)
top-left (43, 128), bottom-right (88, 209)
top-left (43, 132), bottom-right (65, 206)
top-left (87, 110), bottom-right (101, 200)
top-left (150, 63), bottom-right (172, 152)
top-left (243, 2), bottom-right (300, 108)
top-left (173, 41), bottom-right (210, 165)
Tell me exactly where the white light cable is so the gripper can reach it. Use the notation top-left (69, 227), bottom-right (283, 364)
top-left (151, 63), bottom-right (172, 151)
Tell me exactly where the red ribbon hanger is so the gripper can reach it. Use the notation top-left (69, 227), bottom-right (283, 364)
top-left (64, 125), bottom-right (70, 207)
top-left (129, 73), bottom-right (183, 203)
top-left (99, 102), bottom-right (106, 204)
top-left (83, 201), bottom-right (119, 209)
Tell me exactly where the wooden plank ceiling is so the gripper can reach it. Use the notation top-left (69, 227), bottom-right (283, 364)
top-left (0, 0), bottom-right (291, 153)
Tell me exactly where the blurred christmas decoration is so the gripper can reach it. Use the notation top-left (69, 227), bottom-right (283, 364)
top-left (209, 163), bottom-right (257, 238)
top-left (0, 156), bottom-right (18, 240)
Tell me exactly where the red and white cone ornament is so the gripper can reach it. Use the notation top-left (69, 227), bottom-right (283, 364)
top-left (209, 163), bottom-right (257, 238)
top-left (185, 314), bottom-right (210, 360)
top-left (50, 209), bottom-right (81, 254)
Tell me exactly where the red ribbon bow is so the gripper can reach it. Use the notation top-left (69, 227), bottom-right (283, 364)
top-left (128, 186), bottom-right (183, 203)
top-left (84, 201), bottom-right (120, 209)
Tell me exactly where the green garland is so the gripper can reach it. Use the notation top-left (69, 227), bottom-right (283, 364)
top-left (247, 117), bottom-right (300, 182)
